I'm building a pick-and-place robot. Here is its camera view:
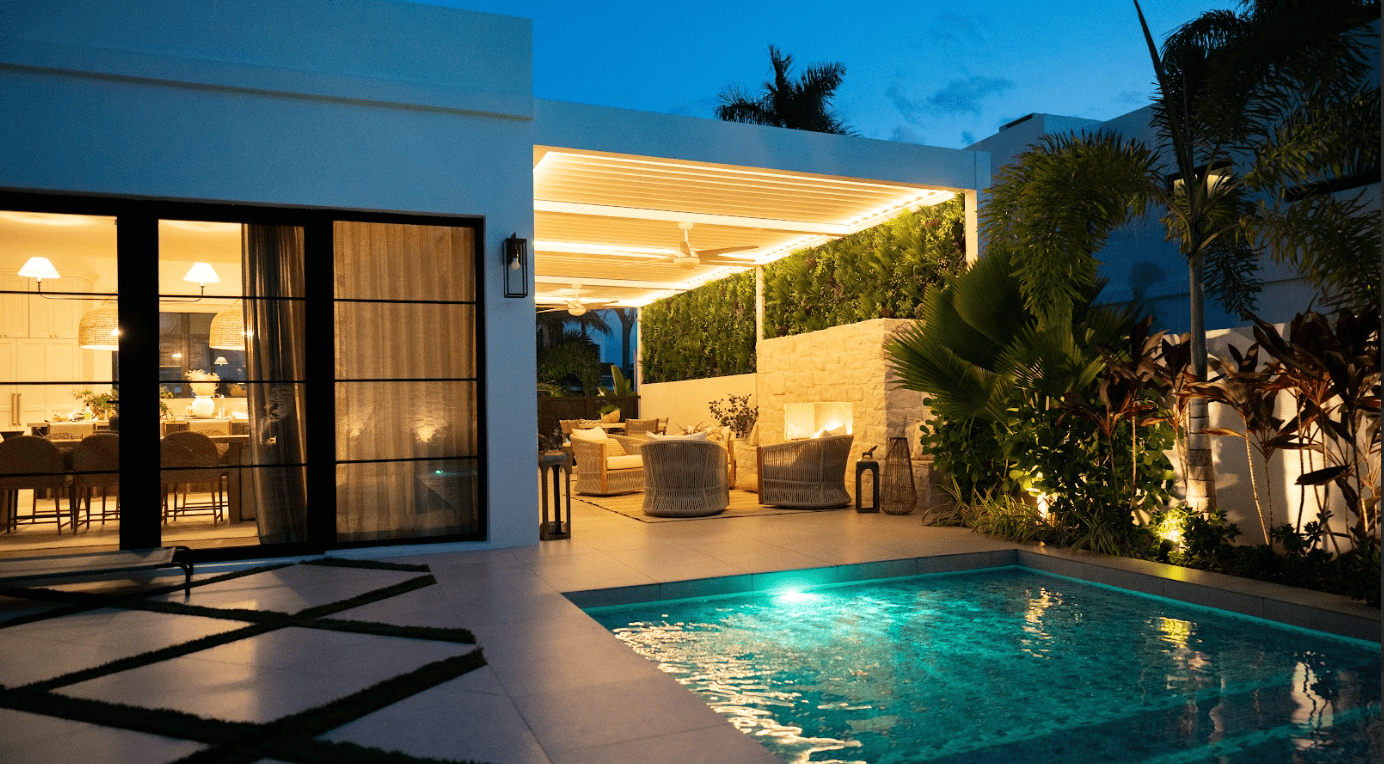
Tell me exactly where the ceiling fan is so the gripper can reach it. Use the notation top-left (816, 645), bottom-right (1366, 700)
top-left (655, 222), bottom-right (758, 269)
top-left (537, 284), bottom-right (616, 317)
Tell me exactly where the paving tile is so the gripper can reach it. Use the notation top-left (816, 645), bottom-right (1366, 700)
top-left (0, 610), bottom-right (247, 687)
top-left (510, 674), bottom-right (733, 754)
top-left (323, 668), bottom-right (552, 764)
top-left (548, 721), bottom-right (783, 764)
top-left (147, 566), bottom-right (423, 613)
top-left (0, 709), bottom-right (203, 764)
top-left (330, 586), bottom-right (471, 628)
top-left (57, 629), bottom-right (473, 723)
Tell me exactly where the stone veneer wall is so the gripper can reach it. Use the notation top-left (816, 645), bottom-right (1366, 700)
top-left (757, 318), bottom-right (930, 458)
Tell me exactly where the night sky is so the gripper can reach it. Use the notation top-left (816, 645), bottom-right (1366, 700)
top-left (418, 0), bottom-right (1230, 148)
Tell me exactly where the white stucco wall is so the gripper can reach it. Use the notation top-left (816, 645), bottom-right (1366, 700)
top-left (0, 0), bottom-right (540, 547)
top-left (639, 373), bottom-right (756, 434)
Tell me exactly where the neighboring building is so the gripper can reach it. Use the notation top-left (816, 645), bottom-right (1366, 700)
top-left (967, 105), bottom-right (1381, 333)
top-left (0, 0), bottom-right (988, 559)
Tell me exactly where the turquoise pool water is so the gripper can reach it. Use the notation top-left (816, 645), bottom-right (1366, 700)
top-left (589, 568), bottom-right (1381, 764)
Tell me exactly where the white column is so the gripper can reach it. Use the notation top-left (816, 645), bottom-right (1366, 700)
top-left (755, 265), bottom-right (765, 345)
top-left (634, 307), bottom-right (643, 388)
top-left (963, 189), bottom-right (981, 265)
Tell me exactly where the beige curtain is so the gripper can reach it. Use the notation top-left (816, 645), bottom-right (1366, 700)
top-left (333, 221), bottom-right (478, 541)
top-left (243, 225), bottom-right (308, 545)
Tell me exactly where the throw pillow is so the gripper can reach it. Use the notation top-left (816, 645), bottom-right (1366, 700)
top-left (570, 427), bottom-right (608, 443)
top-left (747, 420), bottom-right (760, 446)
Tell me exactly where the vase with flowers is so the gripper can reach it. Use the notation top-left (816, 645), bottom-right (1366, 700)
top-left (186, 369), bottom-right (220, 418)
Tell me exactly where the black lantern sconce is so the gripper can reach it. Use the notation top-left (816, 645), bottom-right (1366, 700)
top-left (503, 233), bottom-right (529, 298)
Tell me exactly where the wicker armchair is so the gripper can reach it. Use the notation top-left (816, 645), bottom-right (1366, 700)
top-left (624, 418), bottom-right (660, 437)
top-left (757, 434), bottom-right (854, 508)
top-left (640, 440), bottom-right (728, 517)
top-left (571, 433), bottom-right (644, 495)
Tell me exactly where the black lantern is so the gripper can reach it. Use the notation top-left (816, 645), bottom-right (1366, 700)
top-left (503, 233), bottom-right (528, 298)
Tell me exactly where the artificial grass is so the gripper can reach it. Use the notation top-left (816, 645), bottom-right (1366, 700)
top-left (304, 557), bottom-right (431, 573)
top-left (0, 560), bottom-right (496, 764)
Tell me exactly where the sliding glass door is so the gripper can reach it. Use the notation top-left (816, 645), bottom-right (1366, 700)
top-left (0, 194), bottom-right (484, 560)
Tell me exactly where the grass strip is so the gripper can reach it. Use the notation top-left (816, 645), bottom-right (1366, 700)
top-left (303, 558), bottom-right (431, 573)
top-left (0, 691), bottom-right (257, 745)
top-left (0, 563), bottom-right (294, 630)
top-left (165, 648), bottom-right (488, 764)
top-left (11, 622), bottom-right (280, 694)
top-left (295, 574), bottom-right (437, 619)
top-left (307, 618), bottom-right (475, 644)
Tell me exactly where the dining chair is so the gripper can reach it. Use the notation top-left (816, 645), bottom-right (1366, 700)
top-left (0, 436), bottom-right (70, 533)
top-left (160, 431), bottom-right (226, 524)
top-left (71, 432), bottom-right (120, 529)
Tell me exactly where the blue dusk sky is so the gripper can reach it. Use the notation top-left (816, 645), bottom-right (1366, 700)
top-left (419, 0), bottom-right (1230, 148)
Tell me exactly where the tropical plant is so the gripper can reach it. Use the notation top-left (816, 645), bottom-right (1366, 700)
top-left (1191, 343), bottom-right (1306, 547)
top-left (598, 365), bottom-right (634, 397)
top-left (980, 0), bottom-right (1380, 508)
top-left (536, 331), bottom-right (601, 395)
top-left (716, 45), bottom-right (854, 135)
top-left (708, 394), bottom-right (758, 439)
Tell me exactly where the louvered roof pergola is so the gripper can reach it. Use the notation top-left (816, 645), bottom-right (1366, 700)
top-left (531, 100), bottom-right (990, 313)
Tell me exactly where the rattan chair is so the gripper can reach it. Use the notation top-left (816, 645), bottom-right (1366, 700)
top-left (0, 436), bottom-right (70, 533)
top-left (639, 440), bottom-right (728, 517)
top-left (71, 432), bottom-right (120, 528)
top-left (624, 418), bottom-right (659, 437)
top-left (571, 431), bottom-right (644, 495)
top-left (161, 431), bottom-right (226, 524)
top-left (757, 434), bottom-right (854, 508)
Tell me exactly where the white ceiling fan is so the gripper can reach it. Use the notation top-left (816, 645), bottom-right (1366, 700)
top-left (537, 284), bottom-right (616, 317)
top-left (655, 222), bottom-right (758, 269)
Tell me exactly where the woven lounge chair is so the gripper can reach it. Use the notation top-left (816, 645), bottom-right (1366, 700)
top-left (624, 418), bottom-right (660, 437)
top-left (640, 440), bottom-right (728, 517)
top-left (571, 428), bottom-right (644, 495)
top-left (757, 434), bottom-right (853, 508)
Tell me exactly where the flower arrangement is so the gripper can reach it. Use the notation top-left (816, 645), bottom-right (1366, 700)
top-left (186, 369), bottom-right (220, 396)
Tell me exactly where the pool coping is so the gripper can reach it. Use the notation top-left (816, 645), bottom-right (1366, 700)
top-left (565, 546), bottom-right (1382, 643)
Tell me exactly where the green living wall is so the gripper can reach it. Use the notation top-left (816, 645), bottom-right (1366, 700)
top-left (641, 195), bottom-right (967, 383)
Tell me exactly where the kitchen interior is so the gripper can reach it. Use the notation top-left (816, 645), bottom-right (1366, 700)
top-left (0, 210), bottom-right (267, 555)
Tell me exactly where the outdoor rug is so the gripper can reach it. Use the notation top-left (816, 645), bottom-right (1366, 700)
top-left (575, 489), bottom-right (851, 522)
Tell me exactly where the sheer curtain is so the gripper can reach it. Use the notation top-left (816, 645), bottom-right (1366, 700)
top-left (243, 225), bottom-right (308, 545)
top-left (334, 221), bottom-right (478, 542)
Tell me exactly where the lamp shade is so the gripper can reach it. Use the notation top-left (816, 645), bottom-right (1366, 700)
top-left (18, 257), bottom-right (60, 280)
top-left (183, 262), bottom-right (221, 286)
top-left (209, 308), bottom-right (247, 350)
top-left (78, 306), bottom-right (120, 350)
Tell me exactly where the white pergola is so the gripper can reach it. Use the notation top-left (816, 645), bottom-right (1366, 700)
top-left (531, 100), bottom-right (990, 346)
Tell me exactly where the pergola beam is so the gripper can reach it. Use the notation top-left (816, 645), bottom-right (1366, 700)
top-left (533, 200), bottom-right (850, 235)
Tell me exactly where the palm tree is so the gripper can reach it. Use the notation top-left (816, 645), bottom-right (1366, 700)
top-left (716, 46), bottom-right (854, 135)
top-left (985, 0), bottom-right (1379, 510)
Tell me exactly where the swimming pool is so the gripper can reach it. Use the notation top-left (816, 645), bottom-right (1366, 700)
top-left (588, 568), bottom-right (1381, 764)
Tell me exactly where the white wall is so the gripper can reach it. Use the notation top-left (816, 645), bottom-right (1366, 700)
top-left (639, 373), bottom-right (756, 434)
top-left (0, 0), bottom-right (540, 548)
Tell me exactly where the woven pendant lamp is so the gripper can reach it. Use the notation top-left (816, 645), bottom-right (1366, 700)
top-left (209, 307), bottom-right (247, 350)
top-left (77, 306), bottom-right (120, 350)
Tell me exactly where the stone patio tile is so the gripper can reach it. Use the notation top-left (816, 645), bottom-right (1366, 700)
top-left (146, 565), bottom-right (422, 612)
top-left (0, 709), bottom-right (203, 764)
top-left (0, 610), bottom-right (247, 687)
top-left (548, 723), bottom-right (784, 764)
top-left (322, 667), bottom-right (552, 764)
top-left (509, 674), bottom-right (735, 754)
top-left (57, 628), bottom-right (472, 723)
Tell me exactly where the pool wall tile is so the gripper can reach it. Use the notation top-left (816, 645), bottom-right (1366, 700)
top-left (565, 584), bottom-right (662, 609)
top-left (842, 558), bottom-right (921, 582)
top-left (659, 575), bottom-right (754, 602)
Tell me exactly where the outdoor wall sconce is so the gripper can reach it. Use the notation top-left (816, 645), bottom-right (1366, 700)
top-left (503, 233), bottom-right (528, 298)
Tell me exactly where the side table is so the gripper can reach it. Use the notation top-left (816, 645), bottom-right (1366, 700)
top-left (538, 450), bottom-right (572, 540)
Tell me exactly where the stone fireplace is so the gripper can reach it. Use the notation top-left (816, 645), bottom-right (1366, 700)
top-left (755, 318), bottom-right (937, 503)
top-left (783, 401), bottom-right (853, 440)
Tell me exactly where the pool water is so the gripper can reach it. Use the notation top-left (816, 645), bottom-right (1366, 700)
top-left (589, 568), bottom-right (1381, 764)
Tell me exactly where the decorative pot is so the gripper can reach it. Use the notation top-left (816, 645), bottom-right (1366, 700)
top-left (191, 395), bottom-right (216, 419)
